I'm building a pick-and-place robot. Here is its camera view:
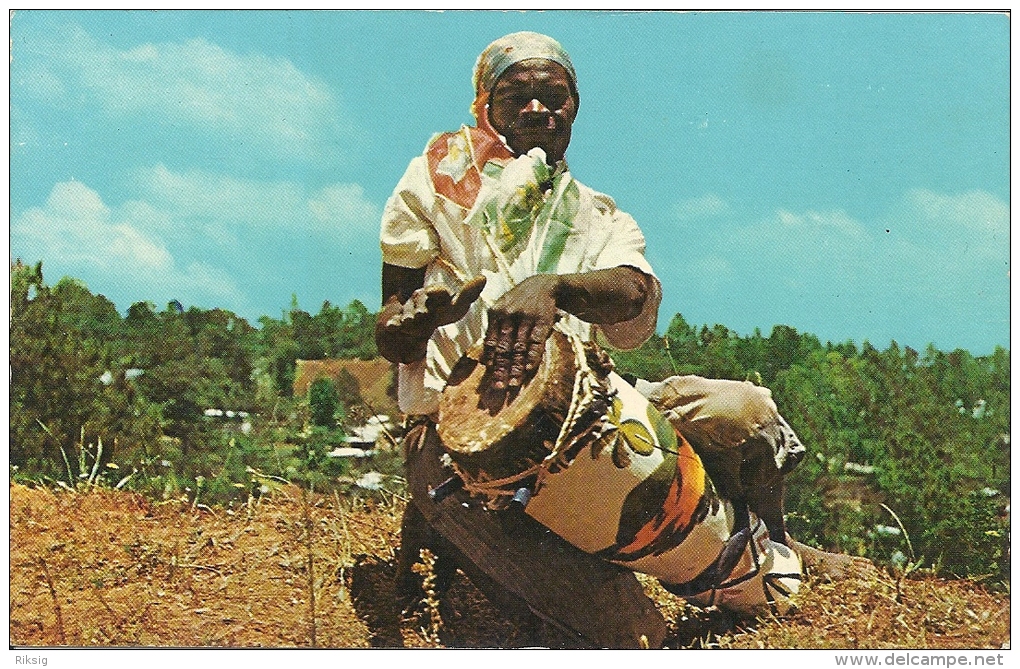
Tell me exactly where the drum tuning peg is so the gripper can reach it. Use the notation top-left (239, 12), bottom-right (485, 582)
top-left (428, 475), bottom-right (464, 502)
top-left (510, 487), bottom-right (532, 509)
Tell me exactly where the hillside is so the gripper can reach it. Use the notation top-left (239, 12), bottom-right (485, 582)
top-left (11, 264), bottom-right (1009, 587)
top-left (9, 483), bottom-right (1009, 649)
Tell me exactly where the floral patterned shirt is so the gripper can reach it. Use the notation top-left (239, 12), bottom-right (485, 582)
top-left (380, 125), bottom-right (661, 415)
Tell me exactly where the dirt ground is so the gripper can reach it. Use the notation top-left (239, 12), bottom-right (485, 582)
top-left (8, 482), bottom-right (1010, 649)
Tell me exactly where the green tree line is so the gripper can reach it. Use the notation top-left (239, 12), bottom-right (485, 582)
top-left (10, 261), bottom-right (376, 501)
top-left (10, 261), bottom-right (1009, 582)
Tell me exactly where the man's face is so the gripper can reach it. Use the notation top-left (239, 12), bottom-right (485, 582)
top-left (487, 59), bottom-right (578, 165)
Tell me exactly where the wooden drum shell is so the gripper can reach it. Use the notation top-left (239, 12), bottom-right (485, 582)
top-left (435, 329), bottom-right (802, 617)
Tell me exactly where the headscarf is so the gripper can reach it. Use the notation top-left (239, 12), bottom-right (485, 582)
top-left (471, 31), bottom-right (578, 136)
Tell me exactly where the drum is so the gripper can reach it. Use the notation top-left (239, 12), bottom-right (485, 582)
top-left (437, 326), bottom-right (581, 492)
top-left (437, 326), bottom-right (801, 617)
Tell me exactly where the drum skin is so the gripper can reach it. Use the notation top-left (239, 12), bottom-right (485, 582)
top-left (438, 330), bottom-right (576, 482)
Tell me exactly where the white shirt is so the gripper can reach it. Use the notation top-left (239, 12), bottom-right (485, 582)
top-left (380, 131), bottom-right (661, 415)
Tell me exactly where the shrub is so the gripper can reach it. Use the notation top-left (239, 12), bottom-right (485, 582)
top-left (309, 379), bottom-right (341, 428)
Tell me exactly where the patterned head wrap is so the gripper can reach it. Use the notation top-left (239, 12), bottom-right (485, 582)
top-left (471, 31), bottom-right (578, 132)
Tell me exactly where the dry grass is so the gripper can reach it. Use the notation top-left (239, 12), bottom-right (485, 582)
top-left (9, 482), bottom-right (1009, 649)
top-left (640, 570), bottom-right (1009, 650)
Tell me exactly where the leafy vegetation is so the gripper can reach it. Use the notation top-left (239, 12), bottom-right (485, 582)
top-left (10, 261), bottom-right (1010, 583)
top-left (10, 260), bottom-right (379, 507)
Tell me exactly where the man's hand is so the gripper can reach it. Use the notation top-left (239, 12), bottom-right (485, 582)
top-left (479, 267), bottom-right (651, 393)
top-left (481, 274), bottom-right (560, 390)
top-left (376, 276), bottom-right (487, 364)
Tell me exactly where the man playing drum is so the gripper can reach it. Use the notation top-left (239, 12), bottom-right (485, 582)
top-left (375, 32), bottom-right (866, 647)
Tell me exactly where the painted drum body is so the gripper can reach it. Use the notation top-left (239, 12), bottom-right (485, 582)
top-left (438, 329), bottom-right (802, 617)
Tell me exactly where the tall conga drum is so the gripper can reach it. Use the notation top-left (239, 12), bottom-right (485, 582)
top-left (438, 327), bottom-right (801, 617)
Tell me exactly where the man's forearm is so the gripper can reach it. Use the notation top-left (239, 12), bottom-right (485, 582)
top-left (553, 266), bottom-right (650, 325)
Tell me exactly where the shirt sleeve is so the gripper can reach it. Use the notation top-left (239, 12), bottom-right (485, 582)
top-left (380, 155), bottom-right (440, 269)
top-left (590, 195), bottom-right (661, 350)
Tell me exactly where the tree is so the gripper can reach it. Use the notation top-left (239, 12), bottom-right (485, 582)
top-left (10, 263), bottom-right (160, 479)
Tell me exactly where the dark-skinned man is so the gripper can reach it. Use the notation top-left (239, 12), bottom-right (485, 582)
top-left (376, 32), bottom-right (666, 647)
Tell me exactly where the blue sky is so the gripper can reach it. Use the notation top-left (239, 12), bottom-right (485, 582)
top-left (9, 10), bottom-right (1010, 354)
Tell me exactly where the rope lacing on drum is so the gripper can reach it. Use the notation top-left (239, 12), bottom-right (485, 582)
top-left (451, 209), bottom-right (605, 504)
top-left (535, 324), bottom-right (599, 490)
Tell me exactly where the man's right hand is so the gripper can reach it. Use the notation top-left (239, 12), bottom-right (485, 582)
top-left (375, 276), bottom-right (487, 364)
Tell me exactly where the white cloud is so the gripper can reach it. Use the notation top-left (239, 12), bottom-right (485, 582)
top-left (105, 224), bottom-right (174, 271)
top-left (134, 164), bottom-right (379, 234)
top-left (11, 180), bottom-right (243, 307)
top-left (135, 164), bottom-right (305, 227)
top-left (308, 184), bottom-right (380, 235)
top-left (890, 189), bottom-right (1009, 264)
top-left (24, 25), bottom-right (348, 162)
top-left (894, 191), bottom-right (1009, 314)
top-left (741, 208), bottom-right (874, 291)
top-left (11, 170), bottom-right (383, 319)
top-left (15, 182), bottom-right (167, 272)
top-left (774, 208), bottom-right (868, 240)
top-left (663, 189), bottom-right (1008, 350)
top-left (688, 190), bottom-right (1007, 293)
top-left (901, 188), bottom-right (1008, 235)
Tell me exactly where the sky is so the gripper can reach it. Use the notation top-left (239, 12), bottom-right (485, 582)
top-left (8, 10), bottom-right (1010, 355)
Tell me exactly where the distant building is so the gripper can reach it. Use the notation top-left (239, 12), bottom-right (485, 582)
top-left (99, 368), bottom-right (145, 385)
top-left (344, 414), bottom-right (395, 447)
top-left (201, 408), bottom-right (252, 433)
top-left (293, 359), bottom-right (355, 397)
top-left (292, 358), bottom-right (399, 418)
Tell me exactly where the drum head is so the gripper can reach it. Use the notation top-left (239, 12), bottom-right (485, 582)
top-left (438, 330), bottom-right (576, 458)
